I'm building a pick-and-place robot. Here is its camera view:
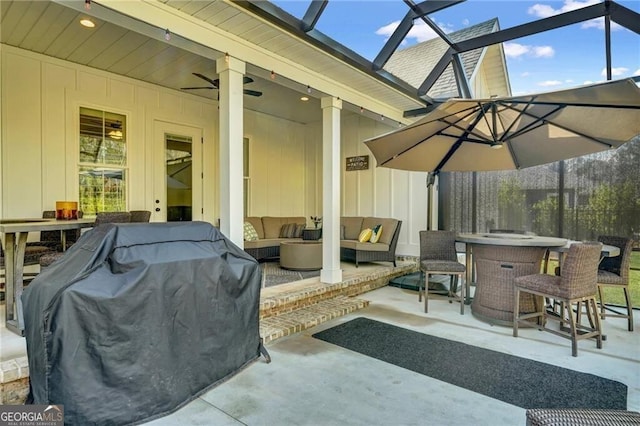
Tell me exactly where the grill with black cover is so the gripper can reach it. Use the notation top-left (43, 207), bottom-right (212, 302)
top-left (23, 221), bottom-right (266, 425)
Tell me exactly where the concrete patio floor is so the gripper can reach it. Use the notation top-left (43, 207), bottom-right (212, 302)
top-left (2, 264), bottom-right (639, 425)
top-left (145, 284), bottom-right (639, 426)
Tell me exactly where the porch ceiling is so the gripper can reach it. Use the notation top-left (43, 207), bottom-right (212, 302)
top-left (0, 0), bottom-right (426, 125)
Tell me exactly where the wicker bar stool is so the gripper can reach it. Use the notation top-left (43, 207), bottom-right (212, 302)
top-left (513, 242), bottom-right (603, 357)
top-left (418, 230), bottom-right (466, 314)
top-left (526, 408), bottom-right (640, 425)
top-left (597, 235), bottom-right (634, 332)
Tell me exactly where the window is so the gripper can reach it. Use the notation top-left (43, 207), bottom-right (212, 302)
top-left (78, 107), bottom-right (127, 215)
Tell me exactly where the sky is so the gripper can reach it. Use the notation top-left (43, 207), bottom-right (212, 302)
top-left (271, 0), bottom-right (640, 96)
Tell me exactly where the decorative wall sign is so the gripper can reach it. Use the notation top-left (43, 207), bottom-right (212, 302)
top-left (346, 155), bottom-right (369, 171)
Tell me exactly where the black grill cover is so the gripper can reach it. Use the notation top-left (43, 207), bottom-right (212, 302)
top-left (22, 222), bottom-right (262, 425)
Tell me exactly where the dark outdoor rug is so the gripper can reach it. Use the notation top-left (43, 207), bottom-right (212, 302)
top-left (260, 261), bottom-right (320, 287)
top-left (312, 317), bottom-right (628, 410)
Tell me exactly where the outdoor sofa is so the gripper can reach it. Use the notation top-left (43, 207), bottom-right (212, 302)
top-left (340, 216), bottom-right (402, 267)
top-left (243, 216), bottom-right (307, 261)
top-left (243, 216), bottom-right (402, 267)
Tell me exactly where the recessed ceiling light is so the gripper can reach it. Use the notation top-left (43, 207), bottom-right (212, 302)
top-left (300, 96), bottom-right (309, 101)
top-left (80, 18), bottom-right (95, 28)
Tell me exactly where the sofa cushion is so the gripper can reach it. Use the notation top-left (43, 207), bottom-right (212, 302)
top-left (340, 240), bottom-right (390, 252)
top-left (341, 217), bottom-right (364, 240)
top-left (244, 237), bottom-right (303, 249)
top-left (262, 217), bottom-right (306, 239)
top-left (244, 217), bottom-right (264, 239)
top-left (362, 217), bottom-right (398, 246)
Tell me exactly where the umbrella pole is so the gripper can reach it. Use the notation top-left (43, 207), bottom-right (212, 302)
top-left (426, 172), bottom-right (437, 231)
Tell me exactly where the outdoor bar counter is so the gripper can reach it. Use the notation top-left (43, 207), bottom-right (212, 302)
top-left (456, 233), bottom-right (568, 326)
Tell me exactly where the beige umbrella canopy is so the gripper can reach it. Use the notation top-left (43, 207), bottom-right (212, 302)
top-left (365, 78), bottom-right (640, 173)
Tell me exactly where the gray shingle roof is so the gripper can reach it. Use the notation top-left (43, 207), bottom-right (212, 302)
top-left (384, 18), bottom-right (499, 99)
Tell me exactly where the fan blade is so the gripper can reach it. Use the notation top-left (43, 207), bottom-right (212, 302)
top-left (243, 89), bottom-right (263, 97)
top-left (193, 72), bottom-right (218, 87)
top-left (181, 86), bottom-right (214, 90)
top-left (211, 77), bottom-right (254, 86)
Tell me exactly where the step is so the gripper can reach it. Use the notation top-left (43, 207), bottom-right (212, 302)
top-left (260, 295), bottom-right (369, 344)
top-left (259, 261), bottom-right (416, 320)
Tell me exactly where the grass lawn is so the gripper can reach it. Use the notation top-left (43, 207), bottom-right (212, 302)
top-left (547, 251), bottom-right (639, 308)
top-left (608, 250), bottom-right (640, 308)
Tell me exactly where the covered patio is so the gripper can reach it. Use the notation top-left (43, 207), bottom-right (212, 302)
top-left (2, 261), bottom-right (639, 424)
top-left (2, 0), bottom-right (640, 423)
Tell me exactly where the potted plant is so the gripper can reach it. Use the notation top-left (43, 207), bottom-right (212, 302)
top-left (310, 216), bottom-right (322, 229)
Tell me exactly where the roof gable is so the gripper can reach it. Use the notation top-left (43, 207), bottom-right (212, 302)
top-left (384, 18), bottom-right (500, 99)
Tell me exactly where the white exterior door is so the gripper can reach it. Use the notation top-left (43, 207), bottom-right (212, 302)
top-left (153, 121), bottom-right (203, 222)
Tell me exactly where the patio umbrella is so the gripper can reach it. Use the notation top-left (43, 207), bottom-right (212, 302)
top-left (365, 78), bottom-right (640, 173)
top-left (364, 77), bottom-right (640, 229)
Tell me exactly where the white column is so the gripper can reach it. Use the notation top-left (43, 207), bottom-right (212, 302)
top-left (216, 56), bottom-right (245, 247)
top-left (320, 96), bottom-right (343, 284)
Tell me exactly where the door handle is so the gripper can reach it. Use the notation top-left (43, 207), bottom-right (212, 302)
top-left (155, 208), bottom-right (161, 212)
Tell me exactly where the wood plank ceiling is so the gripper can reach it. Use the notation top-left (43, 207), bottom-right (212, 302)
top-left (0, 0), bottom-right (427, 124)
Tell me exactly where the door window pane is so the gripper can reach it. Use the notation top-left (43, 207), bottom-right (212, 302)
top-left (166, 134), bottom-right (192, 221)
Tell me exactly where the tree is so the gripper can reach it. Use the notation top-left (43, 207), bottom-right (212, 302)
top-left (582, 180), bottom-right (639, 239)
top-left (532, 196), bottom-right (558, 236)
top-left (497, 178), bottom-right (526, 231)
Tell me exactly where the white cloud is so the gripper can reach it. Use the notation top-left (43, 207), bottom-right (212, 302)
top-left (375, 20), bottom-right (453, 44)
top-left (462, 18), bottom-right (470, 26)
top-left (528, 1), bottom-right (623, 31)
top-left (634, 69), bottom-right (640, 76)
top-left (538, 80), bottom-right (563, 87)
top-left (376, 21), bottom-right (401, 39)
top-left (528, 0), bottom-right (599, 18)
top-left (504, 42), bottom-right (529, 58)
top-left (504, 42), bottom-right (555, 58)
top-left (583, 80), bottom-right (594, 85)
top-left (581, 17), bottom-right (624, 31)
top-left (521, 71), bottom-right (530, 77)
top-left (565, 79), bottom-right (574, 83)
top-left (532, 46), bottom-right (555, 58)
top-left (600, 67), bottom-right (629, 77)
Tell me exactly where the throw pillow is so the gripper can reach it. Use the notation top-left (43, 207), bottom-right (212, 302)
top-left (370, 224), bottom-right (383, 243)
top-left (244, 221), bottom-right (259, 241)
top-left (294, 224), bottom-right (306, 238)
top-left (280, 223), bottom-right (299, 238)
top-left (358, 228), bottom-right (373, 243)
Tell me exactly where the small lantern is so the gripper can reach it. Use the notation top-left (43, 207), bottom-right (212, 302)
top-left (56, 201), bottom-right (78, 220)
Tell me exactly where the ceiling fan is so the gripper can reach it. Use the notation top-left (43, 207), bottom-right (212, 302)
top-left (181, 73), bottom-right (262, 97)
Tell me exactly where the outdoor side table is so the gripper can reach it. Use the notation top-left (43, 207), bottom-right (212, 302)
top-left (302, 228), bottom-right (322, 241)
top-left (280, 241), bottom-right (322, 270)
